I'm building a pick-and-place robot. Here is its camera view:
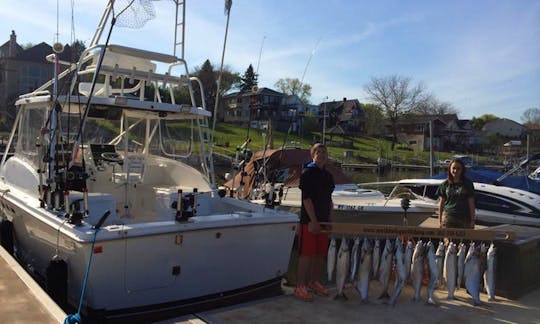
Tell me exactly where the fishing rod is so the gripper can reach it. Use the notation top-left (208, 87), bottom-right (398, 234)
top-left (263, 123), bottom-right (292, 207)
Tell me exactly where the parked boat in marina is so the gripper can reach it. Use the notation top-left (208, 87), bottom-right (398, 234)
top-left (364, 178), bottom-right (540, 227)
top-left (0, 1), bottom-right (297, 320)
top-left (224, 147), bottom-right (434, 226)
top-left (224, 146), bottom-right (540, 227)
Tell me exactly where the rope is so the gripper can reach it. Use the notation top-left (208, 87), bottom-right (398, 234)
top-left (64, 229), bottom-right (99, 324)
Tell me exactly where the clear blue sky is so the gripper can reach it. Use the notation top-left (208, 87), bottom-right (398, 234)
top-left (2, 0), bottom-right (539, 123)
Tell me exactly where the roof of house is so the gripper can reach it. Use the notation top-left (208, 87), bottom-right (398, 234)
top-left (11, 42), bottom-right (75, 63)
top-left (483, 118), bottom-right (525, 130)
top-left (320, 98), bottom-right (364, 122)
top-left (0, 41), bottom-right (23, 58)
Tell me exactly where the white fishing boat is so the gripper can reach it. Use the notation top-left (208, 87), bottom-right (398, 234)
top-left (0, 1), bottom-right (297, 321)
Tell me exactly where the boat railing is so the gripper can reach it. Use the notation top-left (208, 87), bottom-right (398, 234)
top-left (76, 44), bottom-right (194, 102)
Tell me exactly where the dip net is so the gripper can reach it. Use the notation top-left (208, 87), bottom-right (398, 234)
top-left (113, 0), bottom-right (158, 29)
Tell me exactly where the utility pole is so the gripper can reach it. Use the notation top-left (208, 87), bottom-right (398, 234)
top-left (322, 96), bottom-right (328, 144)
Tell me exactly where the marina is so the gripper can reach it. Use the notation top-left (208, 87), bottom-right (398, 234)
top-left (0, 1), bottom-right (538, 323)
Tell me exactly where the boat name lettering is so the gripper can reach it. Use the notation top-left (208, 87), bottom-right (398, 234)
top-left (337, 204), bottom-right (364, 211)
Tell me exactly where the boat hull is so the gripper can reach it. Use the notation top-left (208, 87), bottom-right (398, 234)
top-left (0, 190), bottom-right (297, 318)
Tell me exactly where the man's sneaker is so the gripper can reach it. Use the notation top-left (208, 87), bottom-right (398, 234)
top-left (294, 286), bottom-right (314, 302)
top-left (308, 281), bottom-right (330, 296)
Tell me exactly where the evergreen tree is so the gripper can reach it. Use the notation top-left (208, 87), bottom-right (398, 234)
top-left (193, 59), bottom-right (217, 109)
top-left (240, 64), bottom-right (258, 92)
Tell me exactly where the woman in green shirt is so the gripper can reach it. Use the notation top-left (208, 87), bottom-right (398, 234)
top-left (436, 159), bottom-right (476, 228)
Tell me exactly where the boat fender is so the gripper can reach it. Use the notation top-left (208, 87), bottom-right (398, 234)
top-left (46, 257), bottom-right (68, 306)
top-left (0, 220), bottom-right (14, 254)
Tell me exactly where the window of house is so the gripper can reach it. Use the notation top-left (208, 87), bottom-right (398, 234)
top-left (19, 64), bottom-right (49, 93)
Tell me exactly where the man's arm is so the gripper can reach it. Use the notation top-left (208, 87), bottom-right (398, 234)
top-left (303, 197), bottom-right (320, 233)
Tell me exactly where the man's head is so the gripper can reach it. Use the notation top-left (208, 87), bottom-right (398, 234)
top-left (310, 143), bottom-right (328, 168)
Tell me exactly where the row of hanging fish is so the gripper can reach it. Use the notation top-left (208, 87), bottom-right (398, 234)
top-left (327, 236), bottom-right (497, 306)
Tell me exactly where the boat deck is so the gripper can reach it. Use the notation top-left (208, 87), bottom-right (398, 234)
top-left (0, 246), bottom-right (65, 323)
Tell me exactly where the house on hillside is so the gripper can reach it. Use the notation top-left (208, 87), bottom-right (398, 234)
top-left (220, 87), bottom-right (309, 133)
top-left (391, 115), bottom-right (448, 151)
top-left (319, 98), bottom-right (366, 135)
top-left (221, 87), bottom-right (284, 124)
top-left (0, 30), bottom-right (75, 123)
top-left (445, 118), bottom-right (477, 151)
top-left (482, 118), bottom-right (526, 138)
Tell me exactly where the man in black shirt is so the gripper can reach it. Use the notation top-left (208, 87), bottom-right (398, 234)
top-left (295, 143), bottom-right (334, 301)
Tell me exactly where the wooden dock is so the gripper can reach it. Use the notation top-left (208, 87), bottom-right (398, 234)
top-left (0, 246), bottom-right (66, 323)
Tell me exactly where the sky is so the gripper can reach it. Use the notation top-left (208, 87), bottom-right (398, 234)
top-left (1, 0), bottom-right (539, 123)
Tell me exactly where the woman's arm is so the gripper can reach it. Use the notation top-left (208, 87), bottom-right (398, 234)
top-left (438, 197), bottom-right (445, 227)
top-left (468, 196), bottom-right (476, 228)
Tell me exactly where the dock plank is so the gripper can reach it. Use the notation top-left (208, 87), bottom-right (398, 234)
top-left (0, 247), bottom-right (66, 323)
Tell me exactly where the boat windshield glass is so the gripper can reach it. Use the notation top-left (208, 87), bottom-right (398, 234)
top-left (16, 106), bottom-right (45, 166)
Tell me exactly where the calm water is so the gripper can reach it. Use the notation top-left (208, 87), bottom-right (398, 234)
top-left (214, 160), bottom-right (435, 187)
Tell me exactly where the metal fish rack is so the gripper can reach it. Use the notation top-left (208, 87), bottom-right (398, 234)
top-left (321, 222), bottom-right (516, 241)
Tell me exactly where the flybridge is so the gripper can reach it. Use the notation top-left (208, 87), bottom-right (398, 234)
top-left (55, 95), bottom-right (211, 119)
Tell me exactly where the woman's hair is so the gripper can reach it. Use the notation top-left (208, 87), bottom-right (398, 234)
top-left (447, 159), bottom-right (466, 183)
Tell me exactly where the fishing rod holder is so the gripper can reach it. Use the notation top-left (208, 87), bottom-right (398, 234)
top-left (173, 188), bottom-right (198, 222)
top-left (263, 183), bottom-right (283, 208)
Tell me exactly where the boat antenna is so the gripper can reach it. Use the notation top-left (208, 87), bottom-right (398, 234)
top-left (256, 35), bottom-right (266, 75)
top-left (300, 36), bottom-right (321, 86)
top-left (277, 124), bottom-right (292, 165)
top-left (211, 0), bottom-right (233, 150)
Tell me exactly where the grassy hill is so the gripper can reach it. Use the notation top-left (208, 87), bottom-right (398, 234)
top-left (210, 123), bottom-right (454, 166)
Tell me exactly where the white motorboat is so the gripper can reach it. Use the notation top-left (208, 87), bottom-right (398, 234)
top-left (0, 1), bottom-right (297, 321)
top-left (224, 146), bottom-right (540, 226)
top-left (223, 148), bottom-right (433, 226)
top-left (369, 179), bottom-right (540, 227)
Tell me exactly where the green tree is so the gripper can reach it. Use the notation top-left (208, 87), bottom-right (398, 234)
top-left (194, 60), bottom-right (217, 109)
top-left (363, 103), bottom-right (385, 136)
top-left (192, 60), bottom-right (240, 109)
top-left (239, 64), bottom-right (258, 92)
top-left (471, 114), bottom-right (498, 130)
top-left (274, 78), bottom-right (312, 104)
top-left (521, 107), bottom-right (540, 125)
top-left (364, 75), bottom-right (426, 150)
top-left (70, 39), bottom-right (86, 62)
top-left (411, 94), bottom-right (458, 116)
